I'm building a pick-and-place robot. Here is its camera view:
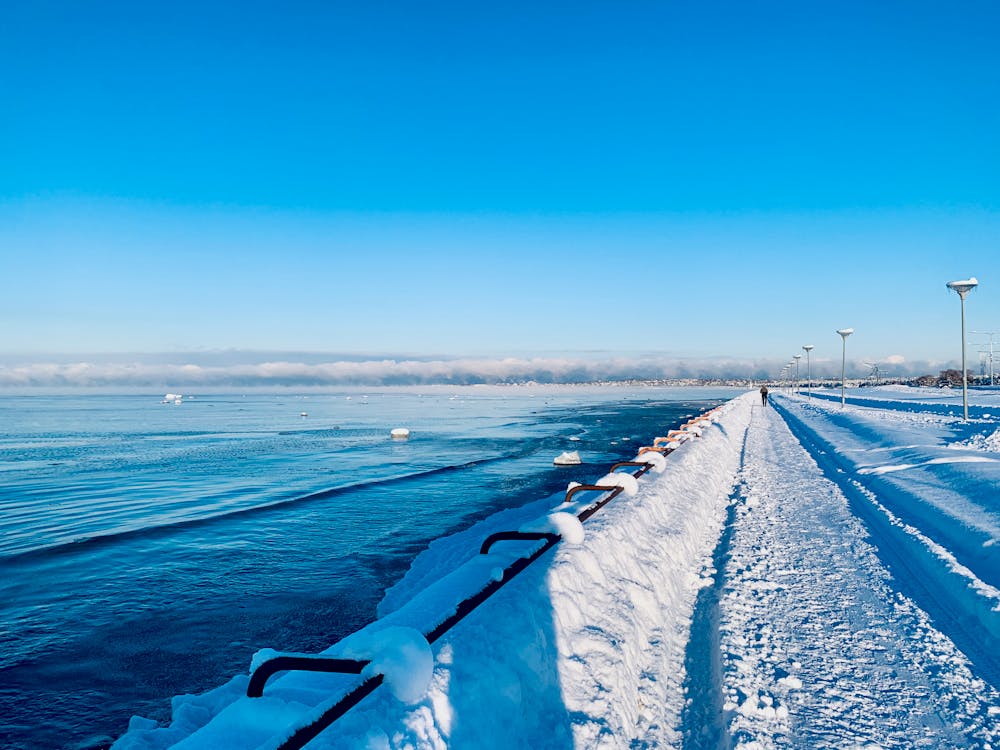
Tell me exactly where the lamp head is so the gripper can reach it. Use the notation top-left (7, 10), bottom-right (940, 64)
top-left (837, 328), bottom-right (854, 339)
top-left (946, 277), bottom-right (979, 298)
top-left (794, 354), bottom-right (802, 360)
top-left (803, 345), bottom-right (814, 352)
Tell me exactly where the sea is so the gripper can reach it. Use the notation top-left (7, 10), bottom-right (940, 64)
top-left (0, 386), bottom-right (734, 750)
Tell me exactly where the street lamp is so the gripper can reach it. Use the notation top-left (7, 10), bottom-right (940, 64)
top-left (793, 354), bottom-right (802, 394)
top-left (837, 328), bottom-right (854, 407)
top-left (946, 277), bottom-right (978, 421)
top-left (802, 345), bottom-right (814, 398)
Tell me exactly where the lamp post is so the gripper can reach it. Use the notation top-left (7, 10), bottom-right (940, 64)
top-left (802, 345), bottom-right (814, 398)
top-left (837, 328), bottom-right (854, 407)
top-left (793, 354), bottom-right (802, 394)
top-left (947, 277), bottom-right (978, 421)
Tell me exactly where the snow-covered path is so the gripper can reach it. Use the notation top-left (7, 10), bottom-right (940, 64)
top-left (714, 399), bottom-right (1000, 748)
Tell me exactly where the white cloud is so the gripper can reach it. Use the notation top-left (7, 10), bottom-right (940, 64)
top-left (0, 352), bottom-right (956, 388)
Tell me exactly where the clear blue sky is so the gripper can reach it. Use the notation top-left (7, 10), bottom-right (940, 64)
top-left (2, 1), bottom-right (999, 374)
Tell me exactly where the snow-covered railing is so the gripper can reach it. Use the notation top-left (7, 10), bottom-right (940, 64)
top-left (244, 405), bottom-right (722, 750)
top-left (246, 656), bottom-right (368, 699)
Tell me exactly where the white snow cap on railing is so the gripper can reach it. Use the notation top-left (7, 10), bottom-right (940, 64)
top-left (597, 472), bottom-right (639, 496)
top-left (521, 511), bottom-right (585, 545)
top-left (637, 451), bottom-right (666, 473)
top-left (339, 627), bottom-right (433, 704)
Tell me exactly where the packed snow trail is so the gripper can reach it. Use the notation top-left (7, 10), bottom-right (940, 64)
top-left (714, 399), bottom-right (1000, 748)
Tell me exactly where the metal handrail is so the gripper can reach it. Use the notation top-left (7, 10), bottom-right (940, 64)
top-left (608, 460), bottom-right (652, 474)
top-left (479, 531), bottom-right (561, 555)
top-left (277, 675), bottom-right (384, 750)
top-left (248, 656), bottom-right (369, 698)
top-left (245, 406), bottom-right (720, 749)
top-left (637, 445), bottom-right (670, 455)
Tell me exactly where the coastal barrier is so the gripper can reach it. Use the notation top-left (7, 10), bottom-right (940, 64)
top-left (243, 405), bottom-right (725, 749)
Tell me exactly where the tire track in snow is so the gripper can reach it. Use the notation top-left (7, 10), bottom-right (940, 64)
top-left (717, 397), bottom-right (1000, 749)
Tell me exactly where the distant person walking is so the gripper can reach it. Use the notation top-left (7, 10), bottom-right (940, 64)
top-left (760, 385), bottom-right (769, 406)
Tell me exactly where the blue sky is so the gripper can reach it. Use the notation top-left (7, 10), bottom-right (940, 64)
top-left (2, 1), bottom-right (999, 381)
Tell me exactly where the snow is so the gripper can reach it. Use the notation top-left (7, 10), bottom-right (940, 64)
top-left (722, 395), bottom-right (1000, 747)
top-left (637, 450), bottom-right (666, 473)
top-left (339, 627), bottom-right (433, 704)
top-left (520, 511), bottom-right (585, 544)
top-left (595, 470), bottom-right (639, 496)
top-left (113, 388), bottom-right (1000, 749)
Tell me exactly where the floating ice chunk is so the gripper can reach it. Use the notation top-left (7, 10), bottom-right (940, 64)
top-left (568, 436), bottom-right (581, 442)
top-left (637, 451), bottom-right (666, 473)
top-left (553, 450), bottom-right (581, 466)
top-left (521, 511), bottom-right (585, 544)
top-left (598, 471), bottom-right (639, 496)
top-left (778, 675), bottom-right (803, 690)
top-left (341, 627), bottom-right (433, 704)
top-left (390, 428), bottom-right (411, 439)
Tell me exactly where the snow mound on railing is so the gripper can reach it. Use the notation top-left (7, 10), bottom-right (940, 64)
top-left (597, 471), bottom-right (639, 496)
top-left (340, 627), bottom-right (433, 704)
top-left (520, 511), bottom-right (585, 544)
top-left (637, 450), bottom-right (667, 473)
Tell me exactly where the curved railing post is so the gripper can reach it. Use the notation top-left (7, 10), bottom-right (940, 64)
top-left (247, 655), bottom-right (370, 698)
top-left (609, 460), bottom-right (652, 476)
top-left (479, 531), bottom-right (561, 555)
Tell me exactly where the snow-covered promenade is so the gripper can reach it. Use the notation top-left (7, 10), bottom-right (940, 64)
top-left (115, 389), bottom-right (1000, 749)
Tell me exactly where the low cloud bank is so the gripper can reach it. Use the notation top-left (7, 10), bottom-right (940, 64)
top-left (0, 354), bottom-right (952, 388)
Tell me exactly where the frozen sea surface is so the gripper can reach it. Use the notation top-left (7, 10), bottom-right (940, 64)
top-left (0, 387), bottom-right (729, 750)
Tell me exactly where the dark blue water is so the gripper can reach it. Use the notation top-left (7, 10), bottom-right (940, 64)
top-left (0, 388), bottom-right (730, 750)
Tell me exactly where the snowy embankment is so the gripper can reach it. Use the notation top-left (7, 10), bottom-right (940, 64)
top-left (114, 397), bottom-right (750, 750)
top-left (720, 396), bottom-right (1000, 748)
